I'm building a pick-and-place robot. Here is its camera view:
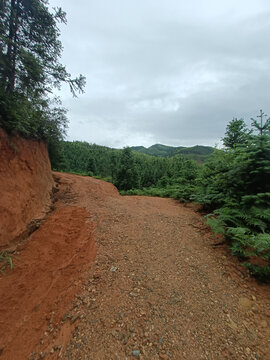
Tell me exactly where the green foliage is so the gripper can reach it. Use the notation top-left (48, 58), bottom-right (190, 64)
top-left (0, 0), bottom-right (85, 143)
top-left (243, 263), bottom-right (270, 280)
top-left (115, 147), bottom-right (139, 190)
top-left (222, 118), bottom-right (251, 148)
top-left (121, 183), bottom-right (196, 203)
top-left (251, 109), bottom-right (270, 136)
top-left (195, 149), bottom-right (234, 209)
top-left (0, 251), bottom-right (14, 273)
top-left (200, 111), bottom-right (270, 279)
top-left (56, 141), bottom-right (121, 179)
top-left (130, 143), bottom-right (214, 162)
top-left (53, 140), bottom-right (200, 201)
top-left (131, 144), bottom-right (177, 157)
top-left (52, 110), bottom-right (270, 279)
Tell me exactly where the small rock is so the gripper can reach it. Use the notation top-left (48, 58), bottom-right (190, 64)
top-left (110, 266), bottom-right (118, 272)
top-left (239, 297), bottom-right (253, 312)
top-left (39, 352), bottom-right (46, 359)
top-left (132, 349), bottom-right (141, 357)
top-left (70, 315), bottom-right (80, 324)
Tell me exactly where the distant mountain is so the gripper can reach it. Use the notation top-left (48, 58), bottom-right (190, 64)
top-left (131, 144), bottom-right (180, 157)
top-left (130, 144), bottom-right (214, 162)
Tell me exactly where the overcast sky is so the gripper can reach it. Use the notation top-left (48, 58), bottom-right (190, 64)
top-left (49, 0), bottom-right (270, 148)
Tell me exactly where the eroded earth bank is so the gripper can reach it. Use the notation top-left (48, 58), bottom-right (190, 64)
top-left (0, 172), bottom-right (269, 360)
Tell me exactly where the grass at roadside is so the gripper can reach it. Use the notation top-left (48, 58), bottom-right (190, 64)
top-left (0, 251), bottom-right (14, 274)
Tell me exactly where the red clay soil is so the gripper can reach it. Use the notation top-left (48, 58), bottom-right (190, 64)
top-left (0, 175), bottom-right (96, 360)
top-left (0, 129), bottom-right (53, 248)
top-left (1, 172), bottom-right (270, 360)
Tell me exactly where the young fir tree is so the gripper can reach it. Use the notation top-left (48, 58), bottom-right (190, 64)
top-left (222, 118), bottom-right (251, 148)
top-left (87, 155), bottom-right (97, 175)
top-left (232, 110), bottom-right (270, 196)
top-left (204, 111), bottom-right (270, 278)
top-left (251, 109), bottom-right (270, 136)
top-left (115, 147), bottom-right (139, 191)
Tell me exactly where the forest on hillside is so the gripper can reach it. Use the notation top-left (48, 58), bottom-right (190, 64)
top-left (130, 144), bottom-right (214, 162)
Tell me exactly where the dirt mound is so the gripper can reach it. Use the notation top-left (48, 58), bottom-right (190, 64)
top-left (0, 129), bottom-right (53, 248)
top-left (53, 171), bottom-right (119, 202)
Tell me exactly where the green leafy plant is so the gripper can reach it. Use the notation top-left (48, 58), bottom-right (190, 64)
top-left (0, 0), bottom-right (85, 156)
top-left (0, 251), bottom-right (15, 273)
top-left (200, 112), bottom-right (270, 279)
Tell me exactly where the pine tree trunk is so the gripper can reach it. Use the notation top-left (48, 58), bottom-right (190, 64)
top-left (5, 0), bottom-right (19, 94)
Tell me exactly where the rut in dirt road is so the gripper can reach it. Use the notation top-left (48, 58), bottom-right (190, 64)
top-left (56, 173), bottom-right (270, 360)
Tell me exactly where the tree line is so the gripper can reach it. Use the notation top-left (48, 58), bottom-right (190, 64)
top-left (53, 141), bottom-right (199, 195)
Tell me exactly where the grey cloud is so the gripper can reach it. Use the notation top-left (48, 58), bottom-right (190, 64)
top-left (49, 0), bottom-right (270, 148)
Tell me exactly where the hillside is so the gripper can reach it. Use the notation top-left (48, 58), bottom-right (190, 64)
top-left (131, 144), bottom-right (179, 157)
top-left (130, 143), bottom-right (214, 162)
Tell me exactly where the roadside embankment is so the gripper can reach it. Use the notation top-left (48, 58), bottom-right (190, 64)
top-left (0, 128), bottom-right (54, 248)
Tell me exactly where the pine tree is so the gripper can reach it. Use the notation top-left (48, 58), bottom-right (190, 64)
top-left (87, 156), bottom-right (97, 175)
top-left (0, 0), bottom-right (85, 139)
top-left (203, 111), bottom-right (270, 278)
top-left (251, 109), bottom-right (270, 136)
top-left (222, 118), bottom-right (251, 148)
top-left (115, 148), bottom-right (139, 191)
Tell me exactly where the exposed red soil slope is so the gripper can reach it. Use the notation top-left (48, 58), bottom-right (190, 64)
top-left (0, 172), bottom-right (269, 360)
top-left (0, 129), bottom-right (53, 248)
top-left (0, 173), bottom-right (97, 360)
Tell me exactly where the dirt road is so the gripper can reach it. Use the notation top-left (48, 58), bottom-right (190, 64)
top-left (0, 173), bottom-right (269, 359)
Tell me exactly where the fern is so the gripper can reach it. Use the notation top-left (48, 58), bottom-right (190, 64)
top-left (230, 242), bottom-right (247, 258)
top-left (198, 114), bottom-right (270, 279)
top-left (243, 263), bottom-right (270, 281)
top-left (206, 215), bottom-right (226, 235)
